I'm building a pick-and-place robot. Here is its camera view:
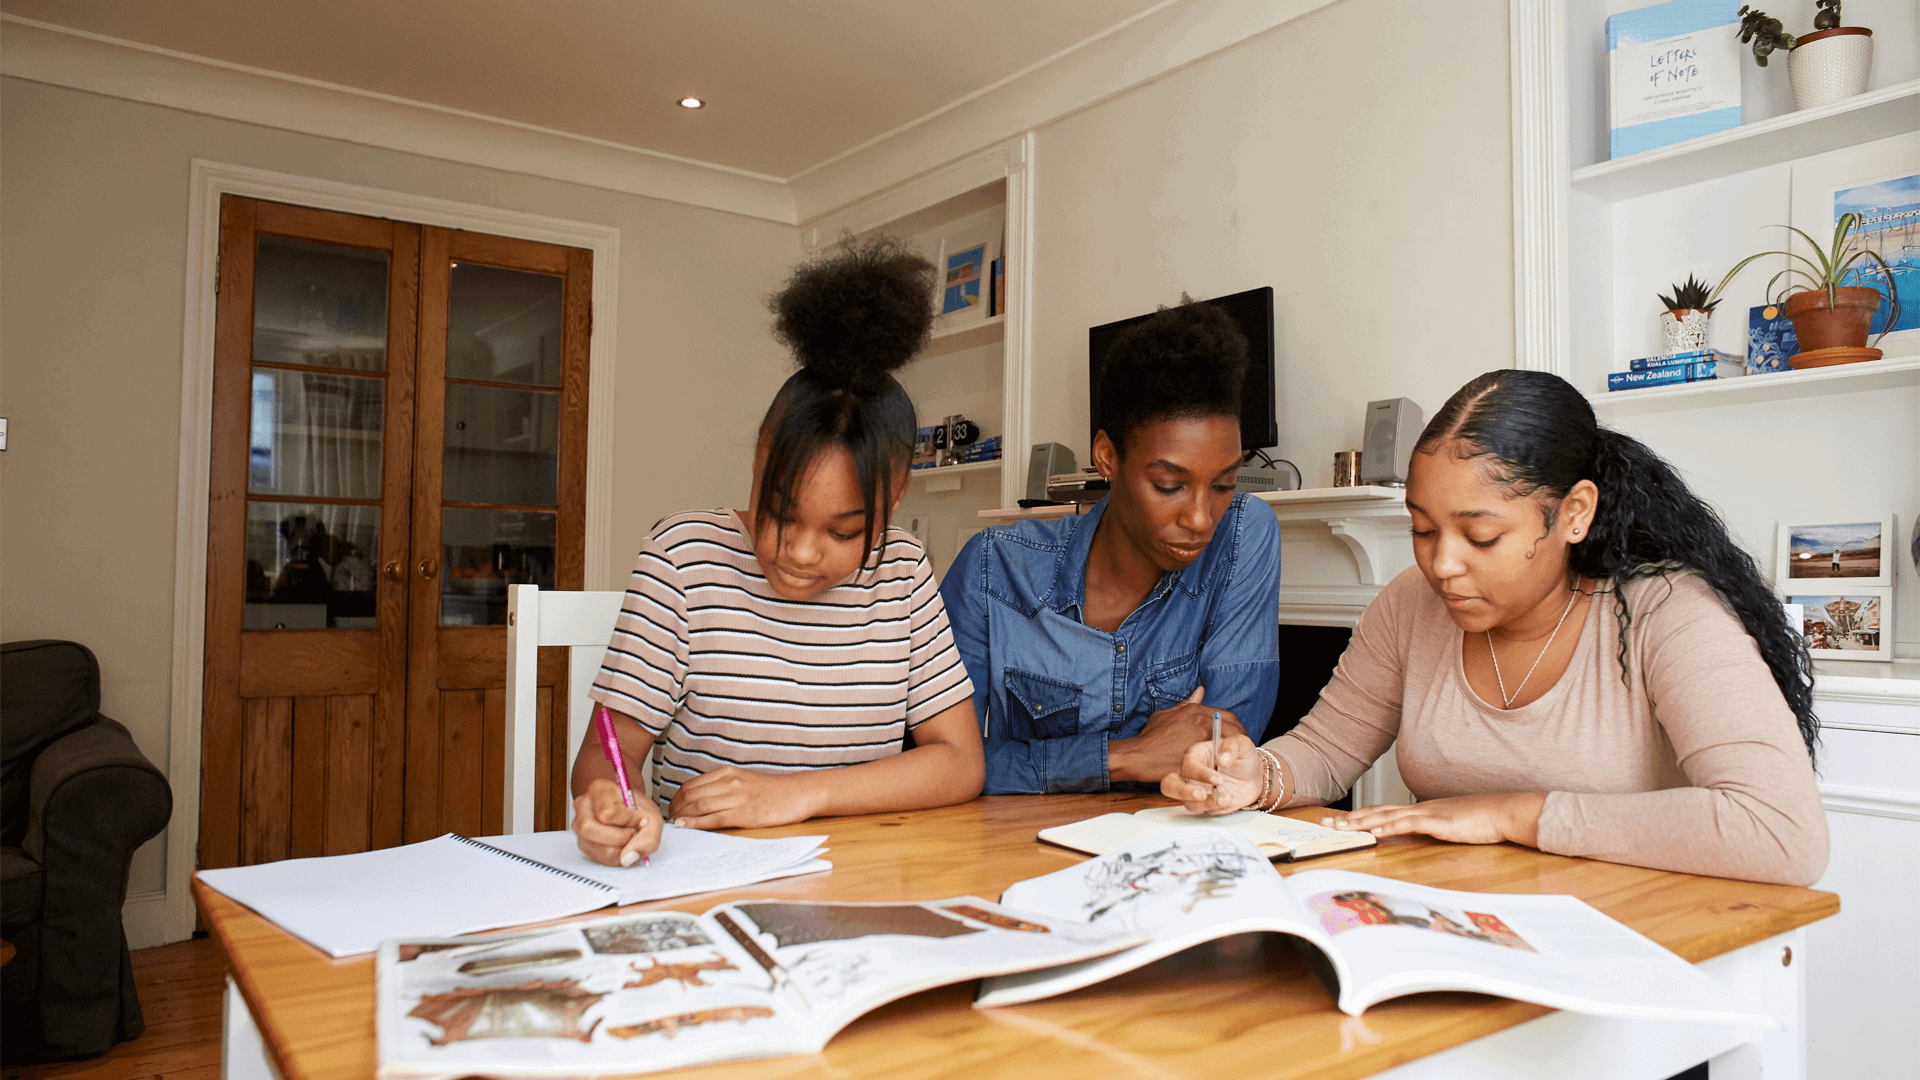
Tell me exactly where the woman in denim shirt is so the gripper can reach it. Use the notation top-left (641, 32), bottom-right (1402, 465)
top-left (940, 301), bottom-right (1281, 793)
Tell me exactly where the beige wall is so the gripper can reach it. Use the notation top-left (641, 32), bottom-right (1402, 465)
top-left (0, 78), bottom-right (802, 899)
top-left (1028, 0), bottom-right (1513, 481)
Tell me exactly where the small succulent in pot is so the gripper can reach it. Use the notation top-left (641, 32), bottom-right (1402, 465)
top-left (1657, 275), bottom-right (1720, 354)
top-left (1658, 275), bottom-right (1721, 316)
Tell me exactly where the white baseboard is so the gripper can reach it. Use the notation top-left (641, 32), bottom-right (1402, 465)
top-left (123, 890), bottom-right (177, 949)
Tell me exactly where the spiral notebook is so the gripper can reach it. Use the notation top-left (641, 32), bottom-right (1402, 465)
top-left (197, 830), bottom-right (830, 959)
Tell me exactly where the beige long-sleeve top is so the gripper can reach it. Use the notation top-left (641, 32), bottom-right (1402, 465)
top-left (1274, 567), bottom-right (1829, 886)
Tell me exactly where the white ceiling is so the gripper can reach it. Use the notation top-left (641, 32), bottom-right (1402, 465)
top-left (1, 0), bottom-right (1172, 179)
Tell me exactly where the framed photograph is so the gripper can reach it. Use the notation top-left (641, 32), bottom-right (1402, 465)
top-left (1790, 137), bottom-right (1920, 355)
top-left (1783, 588), bottom-right (1893, 662)
top-left (921, 206), bottom-right (1003, 332)
top-left (1775, 517), bottom-right (1895, 588)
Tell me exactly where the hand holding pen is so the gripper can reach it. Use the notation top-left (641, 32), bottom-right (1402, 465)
top-left (570, 705), bottom-right (665, 868)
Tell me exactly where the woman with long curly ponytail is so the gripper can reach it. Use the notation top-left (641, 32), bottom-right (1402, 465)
top-left (566, 237), bottom-right (984, 868)
top-left (1163, 369), bottom-right (1827, 888)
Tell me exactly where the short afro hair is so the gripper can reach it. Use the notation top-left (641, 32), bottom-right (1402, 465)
top-left (1095, 296), bottom-right (1249, 454)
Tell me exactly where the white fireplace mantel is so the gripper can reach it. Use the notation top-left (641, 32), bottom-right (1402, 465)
top-left (978, 486), bottom-right (1412, 629)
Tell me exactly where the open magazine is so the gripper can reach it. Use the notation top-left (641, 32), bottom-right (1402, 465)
top-left (977, 829), bottom-right (1768, 1027)
top-left (376, 897), bottom-right (1145, 1079)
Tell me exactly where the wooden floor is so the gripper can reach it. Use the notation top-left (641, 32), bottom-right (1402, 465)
top-left (4, 938), bottom-right (224, 1080)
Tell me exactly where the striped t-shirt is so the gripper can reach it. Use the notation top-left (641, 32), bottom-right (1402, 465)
top-left (588, 509), bottom-right (975, 813)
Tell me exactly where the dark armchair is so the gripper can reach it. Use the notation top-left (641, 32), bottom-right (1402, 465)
top-left (2, 640), bottom-right (172, 1062)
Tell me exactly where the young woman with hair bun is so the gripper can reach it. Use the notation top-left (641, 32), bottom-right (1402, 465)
top-left (1164, 368), bottom-right (1827, 887)
top-left (570, 238), bottom-right (983, 867)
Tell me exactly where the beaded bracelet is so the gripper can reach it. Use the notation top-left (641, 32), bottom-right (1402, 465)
top-left (1256, 747), bottom-right (1286, 813)
top-left (1252, 753), bottom-right (1272, 809)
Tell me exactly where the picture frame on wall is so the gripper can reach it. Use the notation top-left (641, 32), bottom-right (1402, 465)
top-left (1775, 516), bottom-right (1895, 589)
top-left (1789, 136), bottom-right (1920, 356)
top-left (1784, 588), bottom-right (1894, 663)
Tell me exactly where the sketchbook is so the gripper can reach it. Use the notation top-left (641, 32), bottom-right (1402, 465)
top-left (977, 829), bottom-right (1769, 1027)
top-left (197, 827), bottom-right (829, 958)
top-left (1039, 805), bottom-right (1376, 861)
top-left (375, 896), bottom-right (1147, 1079)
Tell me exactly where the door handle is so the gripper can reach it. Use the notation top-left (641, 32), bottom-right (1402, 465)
top-left (383, 561), bottom-right (405, 583)
top-left (417, 558), bottom-right (440, 580)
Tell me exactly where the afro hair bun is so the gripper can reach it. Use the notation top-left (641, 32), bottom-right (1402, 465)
top-left (769, 235), bottom-right (937, 394)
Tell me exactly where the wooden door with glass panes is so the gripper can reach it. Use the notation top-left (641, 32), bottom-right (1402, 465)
top-left (198, 197), bottom-right (588, 873)
top-left (402, 226), bottom-right (590, 843)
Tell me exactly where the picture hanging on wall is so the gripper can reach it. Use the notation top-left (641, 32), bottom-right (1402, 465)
top-left (1776, 516), bottom-right (1895, 589)
top-left (1784, 588), bottom-right (1894, 662)
top-left (1790, 137), bottom-right (1920, 356)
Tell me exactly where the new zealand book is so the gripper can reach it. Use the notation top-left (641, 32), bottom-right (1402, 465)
top-left (375, 896), bottom-right (1146, 1079)
top-left (975, 830), bottom-right (1769, 1028)
top-left (1607, 0), bottom-right (1742, 159)
top-left (1606, 357), bottom-right (1740, 391)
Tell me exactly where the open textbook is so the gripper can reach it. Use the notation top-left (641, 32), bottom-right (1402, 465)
top-left (978, 829), bottom-right (1768, 1026)
top-left (1040, 805), bottom-right (1375, 861)
top-left (375, 897), bottom-right (1145, 1079)
top-left (197, 826), bottom-right (828, 958)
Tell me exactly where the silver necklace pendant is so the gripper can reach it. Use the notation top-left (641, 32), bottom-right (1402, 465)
top-left (1488, 585), bottom-right (1581, 709)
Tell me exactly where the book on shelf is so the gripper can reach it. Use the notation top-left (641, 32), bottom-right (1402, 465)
top-left (1606, 0), bottom-right (1742, 160)
top-left (976, 830), bottom-right (1769, 1027)
top-left (1039, 805), bottom-right (1376, 862)
top-left (197, 828), bottom-right (829, 958)
top-left (376, 896), bottom-right (1145, 1079)
top-left (1607, 354), bottom-right (1742, 391)
top-left (1748, 303), bottom-right (1799, 374)
top-left (1626, 348), bottom-right (1743, 372)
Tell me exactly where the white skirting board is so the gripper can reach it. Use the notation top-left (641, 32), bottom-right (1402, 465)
top-left (122, 890), bottom-right (173, 949)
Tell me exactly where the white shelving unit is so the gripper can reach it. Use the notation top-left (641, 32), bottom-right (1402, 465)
top-left (1571, 80), bottom-right (1919, 201)
top-left (1516, 6), bottom-right (1919, 1076)
top-left (1590, 352), bottom-right (1920, 415)
top-left (802, 138), bottom-right (1032, 575)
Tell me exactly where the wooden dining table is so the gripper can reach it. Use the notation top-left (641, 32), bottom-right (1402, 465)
top-left (193, 793), bottom-right (1837, 1080)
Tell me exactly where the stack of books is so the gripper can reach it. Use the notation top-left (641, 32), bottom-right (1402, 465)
top-left (1606, 349), bottom-right (1743, 392)
top-left (959, 436), bottom-right (1002, 464)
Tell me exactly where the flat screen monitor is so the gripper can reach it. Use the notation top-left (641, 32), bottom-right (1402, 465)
top-left (1087, 286), bottom-right (1277, 453)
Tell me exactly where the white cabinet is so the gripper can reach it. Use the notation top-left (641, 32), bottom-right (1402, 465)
top-left (1804, 665), bottom-right (1920, 1079)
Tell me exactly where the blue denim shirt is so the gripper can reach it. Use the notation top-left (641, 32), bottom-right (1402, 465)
top-left (940, 493), bottom-right (1280, 794)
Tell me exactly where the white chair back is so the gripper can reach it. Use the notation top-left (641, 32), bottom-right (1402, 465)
top-left (504, 584), bottom-right (626, 834)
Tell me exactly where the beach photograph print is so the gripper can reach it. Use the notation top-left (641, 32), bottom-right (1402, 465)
top-left (1835, 172), bottom-right (1919, 339)
top-left (1788, 593), bottom-right (1884, 655)
top-left (1307, 890), bottom-right (1536, 952)
top-left (1785, 521), bottom-right (1883, 580)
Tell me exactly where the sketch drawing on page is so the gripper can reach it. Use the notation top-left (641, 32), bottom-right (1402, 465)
top-left (734, 903), bottom-right (982, 947)
top-left (605, 1006), bottom-right (776, 1041)
top-left (584, 916), bottom-right (713, 954)
top-left (623, 952), bottom-right (739, 990)
top-left (406, 979), bottom-right (606, 1045)
top-left (786, 948), bottom-right (875, 1003)
top-left (1081, 834), bottom-right (1259, 922)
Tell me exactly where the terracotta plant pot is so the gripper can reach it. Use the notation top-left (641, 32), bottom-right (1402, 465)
top-left (1788, 27), bottom-right (1873, 110)
top-left (1783, 286), bottom-right (1881, 351)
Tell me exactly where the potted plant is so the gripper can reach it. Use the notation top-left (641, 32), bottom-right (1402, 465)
top-left (1737, 2), bottom-right (1873, 111)
top-left (1712, 212), bottom-right (1901, 368)
top-left (1656, 275), bottom-right (1720, 354)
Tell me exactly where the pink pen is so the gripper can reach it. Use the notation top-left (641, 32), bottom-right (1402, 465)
top-left (594, 704), bottom-right (648, 866)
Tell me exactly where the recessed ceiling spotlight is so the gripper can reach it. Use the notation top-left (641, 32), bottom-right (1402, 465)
top-left (678, 96), bottom-right (704, 110)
